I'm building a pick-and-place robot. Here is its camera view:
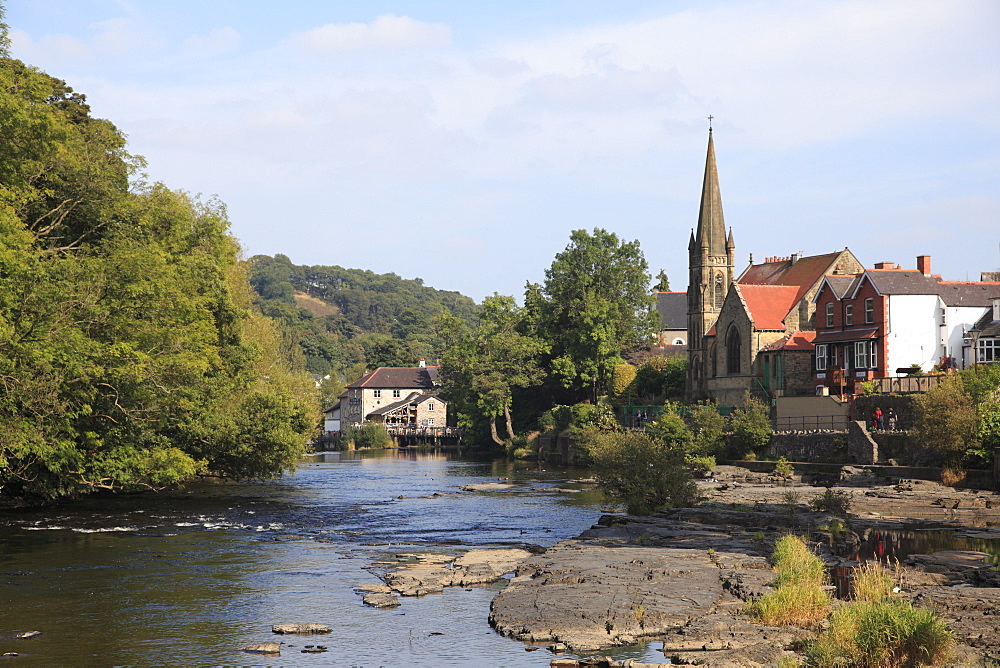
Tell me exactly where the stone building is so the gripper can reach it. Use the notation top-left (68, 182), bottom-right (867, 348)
top-left (339, 362), bottom-right (445, 429)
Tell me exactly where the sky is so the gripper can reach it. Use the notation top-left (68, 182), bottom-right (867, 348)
top-left (7, 0), bottom-right (1000, 302)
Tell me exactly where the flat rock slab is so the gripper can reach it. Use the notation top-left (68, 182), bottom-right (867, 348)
top-left (241, 642), bottom-right (281, 655)
top-left (489, 541), bottom-right (723, 651)
top-left (380, 548), bottom-right (532, 596)
top-left (363, 592), bottom-right (401, 608)
top-left (460, 482), bottom-right (515, 492)
top-left (271, 623), bottom-right (331, 634)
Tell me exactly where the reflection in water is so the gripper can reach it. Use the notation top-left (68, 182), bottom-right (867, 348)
top-left (0, 449), bottom-right (663, 666)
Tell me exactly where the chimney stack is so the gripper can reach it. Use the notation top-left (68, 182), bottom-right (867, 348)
top-left (419, 358), bottom-right (426, 367)
top-left (916, 255), bottom-right (931, 276)
top-left (874, 261), bottom-right (894, 269)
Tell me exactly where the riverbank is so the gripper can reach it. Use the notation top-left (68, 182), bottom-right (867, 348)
top-left (489, 466), bottom-right (1000, 666)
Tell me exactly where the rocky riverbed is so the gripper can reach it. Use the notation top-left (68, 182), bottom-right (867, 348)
top-left (489, 466), bottom-right (1000, 667)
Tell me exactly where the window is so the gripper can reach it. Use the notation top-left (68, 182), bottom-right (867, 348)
top-left (978, 338), bottom-right (999, 363)
top-left (393, 389), bottom-right (401, 398)
top-left (854, 341), bottom-right (877, 369)
top-left (373, 390), bottom-right (381, 398)
top-left (864, 298), bottom-right (874, 323)
top-left (427, 418), bottom-right (435, 426)
top-left (845, 304), bottom-right (853, 325)
top-left (726, 327), bottom-right (741, 375)
top-left (428, 402), bottom-right (435, 411)
top-left (815, 344), bottom-right (827, 371)
top-left (825, 303), bottom-right (834, 327)
top-left (714, 273), bottom-right (724, 309)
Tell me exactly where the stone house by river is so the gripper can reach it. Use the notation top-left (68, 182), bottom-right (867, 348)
top-left (334, 361), bottom-right (447, 432)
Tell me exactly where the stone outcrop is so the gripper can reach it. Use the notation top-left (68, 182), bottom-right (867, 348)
top-left (373, 548), bottom-right (532, 597)
top-left (240, 641), bottom-right (281, 655)
top-left (271, 623), bottom-right (331, 634)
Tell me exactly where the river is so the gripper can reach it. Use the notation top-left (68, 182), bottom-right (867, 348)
top-left (0, 449), bottom-right (665, 666)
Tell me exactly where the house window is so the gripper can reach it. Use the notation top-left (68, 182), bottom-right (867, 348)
top-left (864, 298), bottom-right (874, 323)
top-left (393, 389), bottom-right (401, 398)
top-left (978, 338), bottom-right (999, 363)
top-left (427, 418), bottom-right (435, 426)
top-left (726, 327), bottom-right (741, 375)
top-left (815, 344), bottom-right (827, 371)
top-left (854, 341), bottom-right (877, 369)
top-left (373, 390), bottom-right (381, 398)
top-left (845, 304), bottom-right (853, 326)
top-left (428, 402), bottom-right (435, 411)
top-left (825, 303), bottom-right (834, 327)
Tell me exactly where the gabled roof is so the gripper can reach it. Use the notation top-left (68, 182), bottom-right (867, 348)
top-left (656, 292), bottom-right (687, 329)
top-left (347, 366), bottom-right (439, 390)
top-left (853, 270), bottom-right (943, 298)
top-left (738, 250), bottom-right (855, 305)
top-left (737, 284), bottom-right (801, 330)
top-left (367, 392), bottom-right (443, 417)
top-left (813, 274), bottom-right (858, 302)
top-left (759, 330), bottom-right (816, 352)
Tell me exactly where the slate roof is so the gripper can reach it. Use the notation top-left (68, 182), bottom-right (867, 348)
top-left (347, 366), bottom-right (439, 389)
top-left (737, 284), bottom-right (801, 330)
top-left (853, 271), bottom-right (1000, 306)
top-left (759, 330), bottom-right (816, 352)
top-left (818, 275), bottom-right (857, 300)
top-left (656, 292), bottom-right (687, 329)
top-left (971, 305), bottom-right (1000, 337)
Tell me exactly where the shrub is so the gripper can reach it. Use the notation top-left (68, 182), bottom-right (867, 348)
top-left (774, 456), bottom-right (793, 479)
top-left (911, 374), bottom-right (979, 467)
top-left (348, 422), bottom-right (393, 449)
top-left (686, 404), bottom-right (727, 457)
top-left (730, 395), bottom-right (772, 457)
top-left (809, 489), bottom-right (853, 516)
top-left (685, 454), bottom-right (716, 476)
top-left (586, 430), bottom-right (697, 515)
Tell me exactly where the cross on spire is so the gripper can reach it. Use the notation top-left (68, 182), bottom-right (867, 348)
top-left (706, 114), bottom-right (714, 130)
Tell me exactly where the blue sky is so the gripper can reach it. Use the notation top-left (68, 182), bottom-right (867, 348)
top-left (7, 0), bottom-right (999, 301)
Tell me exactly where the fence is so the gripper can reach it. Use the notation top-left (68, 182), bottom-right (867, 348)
top-left (772, 414), bottom-right (849, 431)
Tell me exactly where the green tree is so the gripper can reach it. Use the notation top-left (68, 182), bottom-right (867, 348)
top-left (686, 404), bottom-right (726, 457)
top-left (587, 429), bottom-right (696, 515)
top-left (529, 228), bottom-right (658, 402)
top-left (653, 269), bottom-right (670, 292)
top-left (912, 373), bottom-right (980, 467)
top-left (437, 295), bottom-right (546, 445)
top-left (729, 395), bottom-right (772, 458)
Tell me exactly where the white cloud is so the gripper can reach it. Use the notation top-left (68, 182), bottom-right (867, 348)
top-left (288, 14), bottom-right (450, 53)
top-left (181, 27), bottom-right (241, 57)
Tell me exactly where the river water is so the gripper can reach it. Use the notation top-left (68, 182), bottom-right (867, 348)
top-left (0, 449), bottom-right (664, 666)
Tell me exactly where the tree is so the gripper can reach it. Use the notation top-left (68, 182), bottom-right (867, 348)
top-left (912, 374), bottom-right (980, 467)
top-left (587, 429), bottom-right (696, 515)
top-left (729, 395), bottom-right (772, 458)
top-left (529, 228), bottom-right (658, 403)
top-left (653, 270), bottom-right (671, 292)
top-left (437, 295), bottom-right (546, 445)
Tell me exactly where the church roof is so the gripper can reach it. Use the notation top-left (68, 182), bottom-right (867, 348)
top-left (739, 251), bottom-right (849, 305)
top-left (656, 292), bottom-right (687, 329)
top-left (759, 330), bottom-right (816, 352)
top-left (737, 284), bottom-right (801, 330)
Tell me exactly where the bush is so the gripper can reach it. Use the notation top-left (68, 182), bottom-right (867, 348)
top-left (746, 535), bottom-right (831, 629)
top-left (911, 374), bottom-right (979, 467)
top-left (347, 422), bottom-right (393, 450)
top-left (774, 456), bottom-right (793, 479)
top-left (686, 404), bottom-right (727, 457)
top-left (685, 454), bottom-right (716, 476)
top-left (586, 430), bottom-right (697, 515)
top-left (730, 395), bottom-right (772, 458)
top-left (809, 489), bottom-right (852, 517)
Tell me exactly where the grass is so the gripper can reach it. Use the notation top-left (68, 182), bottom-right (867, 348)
top-left (745, 535), bottom-right (831, 629)
top-left (805, 562), bottom-right (954, 667)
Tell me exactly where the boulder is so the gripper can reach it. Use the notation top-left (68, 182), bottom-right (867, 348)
top-left (240, 642), bottom-right (281, 655)
top-left (363, 592), bottom-right (401, 608)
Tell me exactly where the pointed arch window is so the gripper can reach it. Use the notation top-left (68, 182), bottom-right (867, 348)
top-left (714, 273), bottom-right (724, 309)
top-left (726, 326), bottom-right (741, 375)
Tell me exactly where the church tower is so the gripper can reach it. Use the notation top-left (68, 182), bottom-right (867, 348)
top-left (686, 127), bottom-right (735, 398)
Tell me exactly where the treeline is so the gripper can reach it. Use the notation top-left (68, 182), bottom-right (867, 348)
top-left (249, 254), bottom-right (479, 403)
top-left (0, 38), bottom-right (315, 501)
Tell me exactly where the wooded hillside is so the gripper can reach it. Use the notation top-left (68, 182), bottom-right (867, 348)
top-left (0, 49), bottom-right (316, 501)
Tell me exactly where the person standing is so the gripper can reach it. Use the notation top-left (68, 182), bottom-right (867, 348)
top-left (873, 407), bottom-right (883, 430)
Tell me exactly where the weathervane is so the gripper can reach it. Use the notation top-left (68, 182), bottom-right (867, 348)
top-left (706, 114), bottom-right (714, 131)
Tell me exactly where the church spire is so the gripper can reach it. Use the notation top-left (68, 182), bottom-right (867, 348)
top-left (695, 128), bottom-right (726, 256)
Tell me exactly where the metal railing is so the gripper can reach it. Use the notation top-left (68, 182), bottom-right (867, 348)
top-left (772, 415), bottom-right (849, 431)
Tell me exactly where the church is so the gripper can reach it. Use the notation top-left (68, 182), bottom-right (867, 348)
top-left (685, 129), bottom-right (863, 405)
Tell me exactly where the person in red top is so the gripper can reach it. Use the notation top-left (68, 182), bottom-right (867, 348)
top-left (873, 407), bottom-right (883, 430)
